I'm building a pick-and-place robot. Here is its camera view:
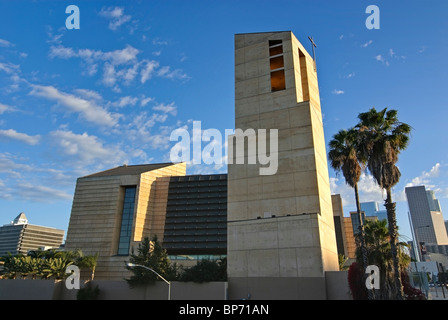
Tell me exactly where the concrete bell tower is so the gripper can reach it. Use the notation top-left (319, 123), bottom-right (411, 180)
top-left (227, 31), bottom-right (339, 299)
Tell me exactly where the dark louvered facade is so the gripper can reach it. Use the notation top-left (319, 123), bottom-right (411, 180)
top-left (162, 174), bottom-right (227, 255)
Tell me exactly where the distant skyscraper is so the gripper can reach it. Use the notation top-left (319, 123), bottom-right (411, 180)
top-left (406, 186), bottom-right (448, 249)
top-left (361, 201), bottom-right (388, 223)
top-left (0, 212), bottom-right (64, 256)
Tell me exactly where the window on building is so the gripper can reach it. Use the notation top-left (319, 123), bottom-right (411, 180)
top-left (269, 40), bottom-right (285, 92)
top-left (117, 186), bottom-right (136, 255)
top-left (298, 49), bottom-right (310, 101)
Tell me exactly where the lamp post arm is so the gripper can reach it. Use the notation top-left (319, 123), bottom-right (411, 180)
top-left (127, 263), bottom-right (171, 284)
top-left (127, 263), bottom-right (171, 300)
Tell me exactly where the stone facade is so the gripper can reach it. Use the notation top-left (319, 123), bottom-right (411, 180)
top-left (227, 31), bottom-right (338, 299)
top-left (64, 163), bottom-right (186, 280)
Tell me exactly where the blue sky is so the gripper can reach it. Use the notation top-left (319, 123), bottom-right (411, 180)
top-left (0, 0), bottom-right (447, 244)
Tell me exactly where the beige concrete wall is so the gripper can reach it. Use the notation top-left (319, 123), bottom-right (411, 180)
top-left (65, 163), bottom-right (186, 281)
top-left (0, 279), bottom-right (60, 300)
top-left (0, 279), bottom-right (227, 300)
top-left (134, 163), bottom-right (186, 242)
top-left (332, 194), bottom-right (349, 258)
top-left (65, 175), bottom-right (124, 257)
top-left (431, 211), bottom-right (448, 245)
top-left (325, 271), bottom-right (352, 300)
top-left (228, 31), bottom-right (339, 287)
top-left (0, 276), bottom-right (349, 300)
top-left (228, 276), bottom-right (327, 300)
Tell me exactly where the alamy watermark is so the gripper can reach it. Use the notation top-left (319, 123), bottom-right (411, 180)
top-left (169, 121), bottom-right (278, 176)
top-left (365, 5), bottom-right (380, 30)
top-left (365, 265), bottom-right (380, 290)
top-left (65, 5), bottom-right (80, 30)
top-left (65, 265), bottom-right (80, 289)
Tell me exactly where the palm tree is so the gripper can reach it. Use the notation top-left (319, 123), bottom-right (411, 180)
top-left (328, 128), bottom-right (372, 299)
top-left (357, 107), bottom-right (411, 300)
top-left (78, 253), bottom-right (98, 281)
top-left (358, 219), bottom-right (414, 299)
top-left (360, 219), bottom-right (393, 299)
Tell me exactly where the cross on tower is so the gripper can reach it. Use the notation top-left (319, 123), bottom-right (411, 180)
top-left (308, 36), bottom-right (317, 71)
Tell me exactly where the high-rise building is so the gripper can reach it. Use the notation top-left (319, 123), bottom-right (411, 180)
top-left (227, 31), bottom-right (338, 299)
top-left (361, 201), bottom-right (387, 222)
top-left (0, 212), bottom-right (64, 256)
top-left (406, 186), bottom-right (448, 260)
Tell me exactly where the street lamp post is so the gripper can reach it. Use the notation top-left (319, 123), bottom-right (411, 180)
top-left (127, 263), bottom-right (171, 300)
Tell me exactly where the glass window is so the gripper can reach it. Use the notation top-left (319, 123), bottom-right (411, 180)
top-left (117, 186), bottom-right (136, 255)
top-left (269, 40), bottom-right (286, 92)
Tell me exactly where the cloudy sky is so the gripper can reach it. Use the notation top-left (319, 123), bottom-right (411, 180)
top-left (0, 1), bottom-right (447, 242)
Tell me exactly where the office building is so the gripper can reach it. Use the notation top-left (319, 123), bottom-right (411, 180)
top-left (406, 186), bottom-right (448, 246)
top-left (361, 201), bottom-right (387, 222)
top-left (349, 211), bottom-right (379, 236)
top-left (0, 212), bottom-right (64, 256)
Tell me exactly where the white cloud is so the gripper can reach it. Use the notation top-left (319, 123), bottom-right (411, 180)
top-left (29, 84), bottom-right (120, 127)
top-left (126, 112), bottom-right (170, 148)
top-left (49, 130), bottom-right (127, 166)
top-left (0, 103), bottom-right (17, 114)
top-left (15, 182), bottom-right (72, 201)
top-left (418, 46), bottom-right (427, 54)
top-left (152, 102), bottom-right (177, 116)
top-left (102, 63), bottom-right (117, 86)
top-left (0, 152), bottom-right (33, 178)
top-left (405, 163), bottom-right (440, 189)
top-left (389, 48), bottom-right (395, 57)
top-left (345, 72), bottom-right (355, 79)
top-left (49, 44), bottom-right (189, 88)
top-left (140, 96), bottom-right (154, 107)
top-left (46, 26), bottom-right (64, 44)
top-left (110, 96), bottom-right (139, 108)
top-left (375, 54), bottom-right (384, 62)
top-left (129, 112), bottom-right (168, 133)
top-left (375, 54), bottom-right (390, 66)
top-left (0, 38), bottom-right (14, 47)
top-left (49, 45), bottom-right (140, 66)
top-left (74, 89), bottom-right (103, 102)
top-left (361, 40), bottom-right (373, 48)
top-left (330, 173), bottom-right (385, 209)
top-left (99, 7), bottom-right (132, 31)
top-left (152, 38), bottom-right (169, 46)
top-left (332, 89), bottom-right (345, 95)
top-left (0, 129), bottom-right (41, 145)
top-left (0, 61), bottom-right (20, 74)
top-left (140, 60), bottom-right (159, 83)
top-left (157, 66), bottom-right (189, 80)
top-left (48, 46), bottom-right (75, 59)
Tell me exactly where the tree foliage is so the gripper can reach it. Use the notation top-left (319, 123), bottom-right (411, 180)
top-left (0, 249), bottom-right (98, 280)
top-left (349, 219), bottom-right (425, 300)
top-left (125, 236), bottom-right (179, 288)
top-left (356, 107), bottom-right (412, 300)
top-left (179, 258), bottom-right (227, 283)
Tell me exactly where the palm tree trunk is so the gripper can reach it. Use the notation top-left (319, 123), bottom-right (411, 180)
top-left (385, 188), bottom-right (404, 300)
top-left (354, 184), bottom-right (374, 300)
